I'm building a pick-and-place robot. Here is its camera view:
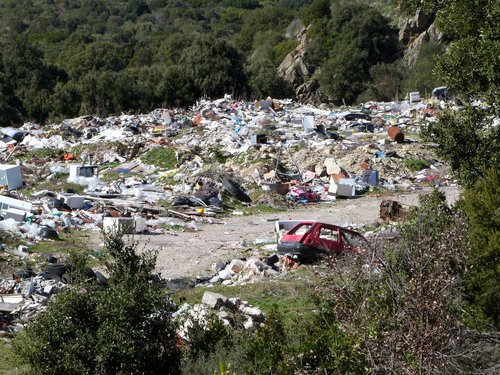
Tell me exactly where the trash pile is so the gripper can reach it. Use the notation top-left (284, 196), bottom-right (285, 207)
top-left (201, 253), bottom-right (288, 287)
top-left (0, 96), bottom-right (453, 241)
top-left (175, 291), bottom-right (265, 337)
top-left (0, 261), bottom-right (107, 333)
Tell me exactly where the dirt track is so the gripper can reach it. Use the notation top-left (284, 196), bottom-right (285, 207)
top-left (101, 187), bottom-right (459, 279)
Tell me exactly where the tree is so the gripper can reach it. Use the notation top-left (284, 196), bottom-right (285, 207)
top-left (14, 231), bottom-right (181, 375)
top-left (313, 2), bottom-right (399, 105)
top-left (423, 106), bottom-right (499, 187)
top-left (401, 41), bottom-right (444, 96)
top-left (179, 37), bottom-right (247, 99)
top-left (0, 34), bottom-right (66, 123)
top-left (460, 168), bottom-right (500, 328)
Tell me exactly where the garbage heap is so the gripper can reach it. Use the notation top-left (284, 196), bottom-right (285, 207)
top-left (0, 96), bottom-right (454, 240)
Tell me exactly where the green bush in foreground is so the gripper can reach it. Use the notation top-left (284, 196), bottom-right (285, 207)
top-left (14, 231), bottom-right (181, 375)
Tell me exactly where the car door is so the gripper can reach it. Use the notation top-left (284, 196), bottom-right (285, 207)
top-left (313, 224), bottom-right (341, 254)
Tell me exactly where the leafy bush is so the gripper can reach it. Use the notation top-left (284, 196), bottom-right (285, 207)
top-left (315, 190), bottom-right (497, 373)
top-left (14, 231), bottom-right (181, 375)
top-left (459, 168), bottom-right (500, 328)
top-left (423, 106), bottom-right (499, 187)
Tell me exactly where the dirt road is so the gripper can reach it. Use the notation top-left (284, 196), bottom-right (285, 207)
top-left (103, 187), bottom-right (459, 279)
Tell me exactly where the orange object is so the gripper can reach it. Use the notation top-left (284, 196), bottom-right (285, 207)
top-left (388, 126), bottom-right (404, 143)
top-left (63, 153), bottom-right (77, 161)
top-left (360, 161), bottom-right (370, 170)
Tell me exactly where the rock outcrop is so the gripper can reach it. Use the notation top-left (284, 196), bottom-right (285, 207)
top-left (398, 9), bottom-right (443, 67)
top-left (277, 26), bottom-right (310, 88)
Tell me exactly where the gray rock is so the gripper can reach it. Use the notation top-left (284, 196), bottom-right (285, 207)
top-left (212, 260), bottom-right (225, 273)
top-left (18, 245), bottom-right (29, 253)
top-left (227, 259), bottom-right (245, 274)
top-left (239, 305), bottom-right (264, 322)
top-left (201, 291), bottom-right (227, 309)
top-left (227, 297), bottom-right (242, 309)
top-left (209, 275), bottom-right (220, 284)
top-left (243, 317), bottom-right (255, 332)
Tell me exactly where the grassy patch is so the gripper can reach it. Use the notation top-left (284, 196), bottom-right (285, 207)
top-left (173, 267), bottom-right (319, 324)
top-left (23, 179), bottom-right (85, 195)
top-left (403, 159), bottom-right (431, 171)
top-left (207, 147), bottom-right (228, 164)
top-left (160, 224), bottom-right (185, 232)
top-left (20, 148), bottom-right (64, 161)
top-left (29, 230), bottom-right (92, 255)
top-left (0, 339), bottom-right (28, 375)
top-left (141, 147), bottom-right (177, 169)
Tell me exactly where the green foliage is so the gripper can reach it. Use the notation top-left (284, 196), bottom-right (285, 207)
top-left (314, 2), bottom-right (399, 104)
top-left (273, 39), bottom-right (299, 65)
top-left (423, 106), bottom-right (500, 187)
top-left (141, 147), bottom-right (177, 169)
top-left (184, 314), bottom-right (232, 361)
top-left (361, 62), bottom-right (407, 102)
top-left (403, 158), bottom-right (431, 171)
top-left (14, 231), bottom-right (181, 375)
top-left (318, 190), bottom-right (482, 372)
top-left (245, 306), bottom-right (288, 374)
top-left (460, 168), bottom-right (500, 328)
top-left (180, 37), bottom-right (247, 99)
top-left (247, 58), bottom-right (293, 99)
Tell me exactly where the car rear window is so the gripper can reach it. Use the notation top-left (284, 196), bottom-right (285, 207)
top-left (290, 223), bottom-right (313, 235)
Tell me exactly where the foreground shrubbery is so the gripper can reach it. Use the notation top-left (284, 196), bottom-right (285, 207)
top-left (14, 232), bottom-right (181, 375)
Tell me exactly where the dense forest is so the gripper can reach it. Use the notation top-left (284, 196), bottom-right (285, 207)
top-left (0, 0), bottom-right (445, 124)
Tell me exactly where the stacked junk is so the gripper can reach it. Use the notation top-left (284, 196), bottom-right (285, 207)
top-left (0, 93), bottom-right (455, 332)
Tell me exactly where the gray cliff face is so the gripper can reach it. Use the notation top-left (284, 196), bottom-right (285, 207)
top-left (277, 24), bottom-right (328, 105)
top-left (398, 9), bottom-right (443, 67)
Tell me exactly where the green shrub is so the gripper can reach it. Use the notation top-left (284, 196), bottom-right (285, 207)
top-left (141, 147), bottom-right (177, 169)
top-left (14, 231), bottom-right (181, 375)
top-left (460, 168), bottom-right (500, 328)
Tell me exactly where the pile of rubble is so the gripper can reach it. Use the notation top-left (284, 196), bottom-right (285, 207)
top-left (0, 96), bottom-right (454, 243)
top-left (202, 254), bottom-right (286, 287)
top-left (0, 260), bottom-right (107, 333)
top-left (175, 291), bottom-right (265, 338)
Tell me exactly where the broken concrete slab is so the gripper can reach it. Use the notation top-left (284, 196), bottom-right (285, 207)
top-left (201, 291), bottom-right (227, 309)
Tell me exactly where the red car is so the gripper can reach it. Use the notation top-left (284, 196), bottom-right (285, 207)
top-left (277, 221), bottom-right (367, 261)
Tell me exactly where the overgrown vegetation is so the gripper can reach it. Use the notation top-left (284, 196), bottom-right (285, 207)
top-left (14, 230), bottom-right (181, 374)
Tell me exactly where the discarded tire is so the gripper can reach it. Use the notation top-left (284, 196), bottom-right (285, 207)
top-left (388, 126), bottom-right (404, 143)
top-left (222, 179), bottom-right (252, 203)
